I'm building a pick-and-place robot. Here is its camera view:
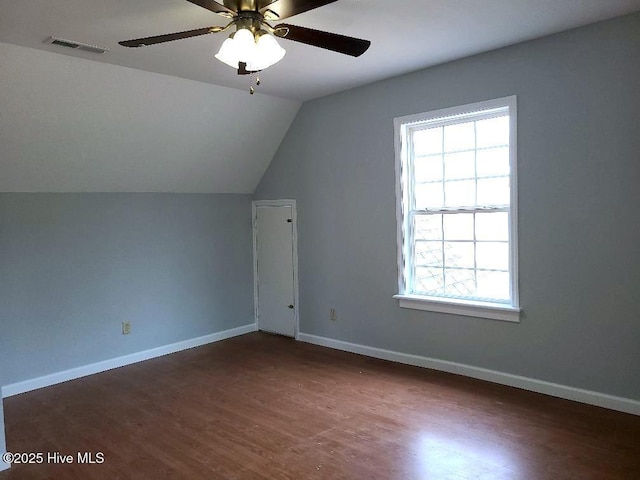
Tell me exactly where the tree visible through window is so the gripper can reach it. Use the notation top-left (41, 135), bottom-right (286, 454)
top-left (395, 97), bottom-right (519, 312)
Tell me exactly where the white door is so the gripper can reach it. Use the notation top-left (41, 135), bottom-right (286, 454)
top-left (254, 203), bottom-right (297, 337)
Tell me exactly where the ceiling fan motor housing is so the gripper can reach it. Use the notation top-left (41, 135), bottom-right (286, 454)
top-left (224, 0), bottom-right (260, 10)
top-left (235, 11), bottom-right (265, 33)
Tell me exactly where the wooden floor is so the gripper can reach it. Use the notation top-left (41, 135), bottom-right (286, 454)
top-left (1, 332), bottom-right (639, 480)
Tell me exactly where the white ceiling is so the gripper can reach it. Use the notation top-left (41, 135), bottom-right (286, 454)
top-left (1, 0), bottom-right (639, 101)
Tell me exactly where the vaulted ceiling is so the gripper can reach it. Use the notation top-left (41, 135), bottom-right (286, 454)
top-left (2, 0), bottom-right (640, 101)
top-left (1, 0), bottom-right (639, 193)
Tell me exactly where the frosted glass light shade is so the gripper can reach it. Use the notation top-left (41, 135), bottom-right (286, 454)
top-left (249, 33), bottom-right (286, 71)
top-left (233, 28), bottom-right (257, 59)
top-left (214, 37), bottom-right (239, 68)
top-left (215, 29), bottom-right (285, 71)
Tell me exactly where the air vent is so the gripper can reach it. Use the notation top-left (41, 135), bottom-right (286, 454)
top-left (45, 36), bottom-right (109, 55)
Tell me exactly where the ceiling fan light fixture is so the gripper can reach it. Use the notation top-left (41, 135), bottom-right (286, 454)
top-left (214, 34), bottom-right (239, 68)
top-left (250, 32), bottom-right (286, 71)
top-left (233, 28), bottom-right (257, 57)
top-left (215, 27), bottom-right (285, 71)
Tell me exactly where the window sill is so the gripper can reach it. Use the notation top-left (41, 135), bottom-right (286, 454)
top-left (393, 294), bottom-right (521, 323)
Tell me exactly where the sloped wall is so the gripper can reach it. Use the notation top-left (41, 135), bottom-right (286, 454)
top-left (0, 42), bottom-right (300, 193)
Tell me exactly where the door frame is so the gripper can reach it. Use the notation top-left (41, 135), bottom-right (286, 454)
top-left (252, 199), bottom-right (300, 339)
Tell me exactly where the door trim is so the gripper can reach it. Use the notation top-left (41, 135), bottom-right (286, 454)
top-left (252, 199), bottom-right (300, 339)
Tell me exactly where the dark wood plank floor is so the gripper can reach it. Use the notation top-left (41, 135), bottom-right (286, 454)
top-left (1, 332), bottom-right (639, 479)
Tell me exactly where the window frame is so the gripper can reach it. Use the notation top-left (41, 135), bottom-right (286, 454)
top-left (393, 96), bottom-right (520, 322)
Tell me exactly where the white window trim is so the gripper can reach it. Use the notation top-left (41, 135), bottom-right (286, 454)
top-left (394, 96), bottom-right (520, 322)
top-left (392, 295), bottom-right (521, 322)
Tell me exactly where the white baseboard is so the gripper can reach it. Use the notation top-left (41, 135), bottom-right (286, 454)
top-left (298, 333), bottom-right (640, 416)
top-left (2, 323), bottom-right (258, 398)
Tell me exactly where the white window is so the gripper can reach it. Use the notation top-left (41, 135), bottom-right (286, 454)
top-left (393, 97), bottom-right (520, 322)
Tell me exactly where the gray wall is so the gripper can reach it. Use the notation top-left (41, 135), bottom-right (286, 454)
top-left (0, 193), bottom-right (254, 386)
top-left (255, 13), bottom-right (640, 400)
top-left (0, 396), bottom-right (5, 468)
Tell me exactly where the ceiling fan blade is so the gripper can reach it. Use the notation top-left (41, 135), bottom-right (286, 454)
top-left (274, 24), bottom-right (370, 57)
top-left (257, 0), bottom-right (280, 8)
top-left (261, 0), bottom-right (337, 20)
top-left (186, 0), bottom-right (235, 16)
top-left (119, 26), bottom-right (222, 47)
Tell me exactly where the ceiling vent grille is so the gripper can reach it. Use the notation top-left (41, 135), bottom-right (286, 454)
top-left (45, 36), bottom-right (109, 55)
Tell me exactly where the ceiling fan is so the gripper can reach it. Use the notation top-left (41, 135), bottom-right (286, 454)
top-left (119, 0), bottom-right (371, 82)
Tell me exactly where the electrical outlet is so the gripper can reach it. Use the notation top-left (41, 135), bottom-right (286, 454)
top-left (122, 321), bottom-right (131, 335)
top-left (330, 308), bottom-right (337, 321)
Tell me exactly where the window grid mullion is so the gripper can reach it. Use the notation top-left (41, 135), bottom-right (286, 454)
top-left (473, 120), bottom-right (479, 295)
top-left (415, 173), bottom-right (510, 185)
top-left (411, 108), bottom-right (508, 131)
top-left (408, 127), bottom-right (417, 294)
top-left (407, 130), bottom-right (416, 293)
top-left (414, 142), bottom-right (509, 159)
top-left (411, 210), bottom-right (417, 295)
top-left (440, 213), bottom-right (445, 294)
top-left (440, 126), bottom-right (446, 294)
top-left (414, 206), bottom-right (509, 215)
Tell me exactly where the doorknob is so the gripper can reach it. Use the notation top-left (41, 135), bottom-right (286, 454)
top-left (288, 304), bottom-right (294, 309)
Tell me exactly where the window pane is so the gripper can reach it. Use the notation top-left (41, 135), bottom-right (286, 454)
top-left (477, 242), bottom-right (509, 271)
top-left (413, 127), bottom-right (442, 156)
top-left (415, 182), bottom-right (444, 209)
top-left (476, 271), bottom-right (510, 301)
top-left (415, 155), bottom-right (443, 182)
top-left (444, 180), bottom-right (475, 207)
top-left (444, 151), bottom-right (475, 180)
top-left (414, 214), bottom-right (442, 240)
top-left (476, 212), bottom-right (509, 241)
top-left (444, 242), bottom-right (474, 269)
top-left (476, 177), bottom-right (509, 206)
top-left (445, 269), bottom-right (475, 297)
top-left (477, 147), bottom-right (509, 178)
top-left (444, 121), bottom-right (475, 153)
top-left (476, 115), bottom-right (509, 148)
top-left (415, 241), bottom-right (443, 266)
top-left (414, 267), bottom-right (444, 295)
top-left (443, 213), bottom-right (474, 240)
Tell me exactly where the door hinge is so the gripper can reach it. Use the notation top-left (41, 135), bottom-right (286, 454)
top-left (287, 219), bottom-right (292, 223)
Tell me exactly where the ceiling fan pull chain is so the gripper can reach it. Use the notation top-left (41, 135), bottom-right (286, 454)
top-left (249, 71), bottom-right (261, 95)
